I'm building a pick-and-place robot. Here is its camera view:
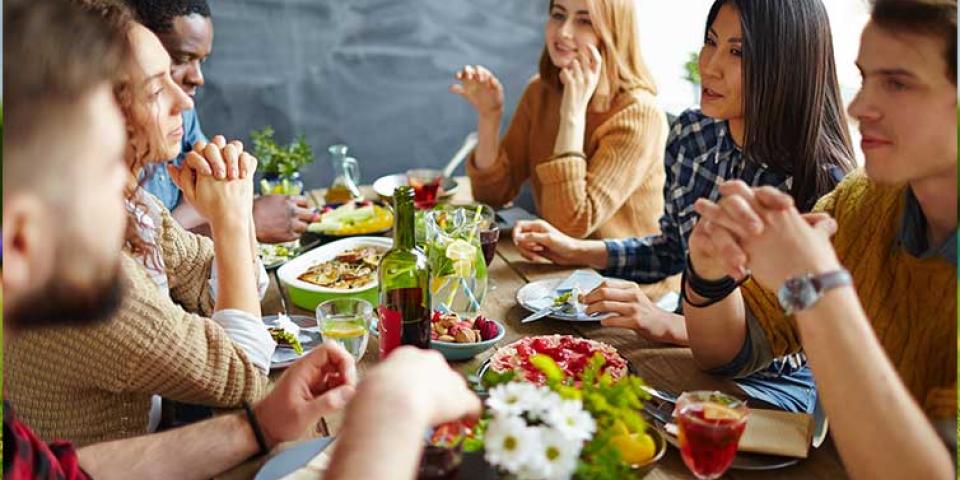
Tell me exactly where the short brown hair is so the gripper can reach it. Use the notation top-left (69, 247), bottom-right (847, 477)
top-left (5, 0), bottom-right (130, 181)
top-left (871, 0), bottom-right (957, 83)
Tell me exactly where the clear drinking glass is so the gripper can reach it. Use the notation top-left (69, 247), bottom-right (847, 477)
top-left (675, 391), bottom-right (749, 480)
top-left (316, 298), bottom-right (373, 360)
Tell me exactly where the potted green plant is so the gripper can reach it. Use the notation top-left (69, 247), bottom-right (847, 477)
top-left (250, 126), bottom-right (315, 195)
top-left (684, 51), bottom-right (701, 105)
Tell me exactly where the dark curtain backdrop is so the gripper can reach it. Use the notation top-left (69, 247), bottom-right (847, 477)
top-left (198, 0), bottom-right (547, 209)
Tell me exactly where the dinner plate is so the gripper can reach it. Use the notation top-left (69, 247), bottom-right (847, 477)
top-left (515, 278), bottom-right (608, 322)
top-left (263, 314), bottom-right (323, 369)
top-left (254, 437), bottom-right (335, 480)
top-left (372, 173), bottom-right (459, 200)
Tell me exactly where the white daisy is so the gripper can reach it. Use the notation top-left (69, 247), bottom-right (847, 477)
top-left (486, 382), bottom-right (543, 418)
top-left (483, 416), bottom-right (539, 474)
top-left (544, 399), bottom-right (596, 442)
top-left (518, 388), bottom-right (560, 423)
top-left (529, 426), bottom-right (581, 480)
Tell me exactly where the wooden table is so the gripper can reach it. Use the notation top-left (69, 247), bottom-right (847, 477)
top-left (225, 179), bottom-right (848, 479)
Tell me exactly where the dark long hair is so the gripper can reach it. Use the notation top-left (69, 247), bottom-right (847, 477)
top-left (706, 0), bottom-right (856, 210)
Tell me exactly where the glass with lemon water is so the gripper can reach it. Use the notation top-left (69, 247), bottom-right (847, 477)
top-left (316, 298), bottom-right (374, 360)
top-left (424, 208), bottom-right (488, 318)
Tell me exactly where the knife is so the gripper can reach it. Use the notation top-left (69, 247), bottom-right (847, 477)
top-left (641, 385), bottom-right (678, 405)
top-left (521, 306), bottom-right (560, 323)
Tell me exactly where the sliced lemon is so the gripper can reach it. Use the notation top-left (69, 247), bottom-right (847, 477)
top-left (445, 239), bottom-right (476, 262)
top-left (611, 432), bottom-right (656, 465)
top-left (322, 322), bottom-right (366, 339)
top-left (702, 403), bottom-right (741, 421)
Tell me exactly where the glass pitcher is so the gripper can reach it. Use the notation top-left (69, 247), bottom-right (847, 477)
top-left (325, 144), bottom-right (362, 204)
top-left (425, 207), bottom-right (489, 318)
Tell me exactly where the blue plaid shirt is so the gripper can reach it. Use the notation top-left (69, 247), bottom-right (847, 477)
top-left (602, 109), bottom-right (822, 413)
top-left (603, 109), bottom-right (792, 282)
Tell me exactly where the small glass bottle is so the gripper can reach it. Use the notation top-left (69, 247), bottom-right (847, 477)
top-left (324, 144), bottom-right (362, 204)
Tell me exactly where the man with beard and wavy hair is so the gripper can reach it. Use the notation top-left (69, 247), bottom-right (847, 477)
top-left (3, 1), bottom-right (479, 478)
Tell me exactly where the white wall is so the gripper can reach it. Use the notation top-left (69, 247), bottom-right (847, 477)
top-left (636, 0), bottom-right (870, 112)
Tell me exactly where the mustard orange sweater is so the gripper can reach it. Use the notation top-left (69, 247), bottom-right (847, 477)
top-left (742, 170), bottom-right (956, 420)
top-left (467, 76), bottom-right (668, 241)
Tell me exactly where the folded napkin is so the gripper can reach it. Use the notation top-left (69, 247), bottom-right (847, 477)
top-left (525, 270), bottom-right (605, 312)
top-left (525, 270), bottom-right (608, 320)
top-left (738, 408), bottom-right (815, 458)
top-left (663, 407), bottom-right (814, 458)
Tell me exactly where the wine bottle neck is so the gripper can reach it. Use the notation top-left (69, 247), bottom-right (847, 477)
top-left (394, 197), bottom-right (415, 249)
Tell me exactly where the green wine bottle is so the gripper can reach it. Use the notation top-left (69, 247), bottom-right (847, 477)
top-left (378, 186), bottom-right (431, 358)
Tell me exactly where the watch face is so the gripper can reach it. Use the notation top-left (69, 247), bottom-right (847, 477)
top-left (777, 276), bottom-right (819, 313)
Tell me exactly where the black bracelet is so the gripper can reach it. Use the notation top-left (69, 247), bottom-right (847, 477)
top-left (681, 255), bottom-right (747, 308)
top-left (242, 401), bottom-right (270, 457)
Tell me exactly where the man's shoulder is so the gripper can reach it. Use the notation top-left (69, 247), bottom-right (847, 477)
top-left (827, 169), bottom-right (905, 221)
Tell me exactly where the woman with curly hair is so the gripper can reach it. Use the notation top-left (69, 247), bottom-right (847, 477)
top-left (5, 1), bottom-right (276, 446)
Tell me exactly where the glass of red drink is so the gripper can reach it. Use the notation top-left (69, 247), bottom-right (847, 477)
top-left (407, 169), bottom-right (444, 209)
top-left (417, 420), bottom-right (471, 480)
top-left (474, 204), bottom-right (499, 266)
top-left (675, 391), bottom-right (748, 480)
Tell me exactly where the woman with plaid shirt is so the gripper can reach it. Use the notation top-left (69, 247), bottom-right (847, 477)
top-left (513, 0), bottom-right (854, 413)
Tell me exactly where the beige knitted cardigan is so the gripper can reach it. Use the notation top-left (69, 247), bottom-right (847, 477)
top-left (5, 201), bottom-right (269, 446)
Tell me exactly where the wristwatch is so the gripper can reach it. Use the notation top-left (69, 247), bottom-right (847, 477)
top-left (777, 269), bottom-right (852, 315)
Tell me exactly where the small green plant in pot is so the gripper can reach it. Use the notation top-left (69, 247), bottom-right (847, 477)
top-left (251, 126), bottom-right (315, 195)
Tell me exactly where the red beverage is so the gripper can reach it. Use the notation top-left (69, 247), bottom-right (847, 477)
top-left (411, 179), bottom-right (441, 209)
top-left (479, 228), bottom-right (499, 266)
top-left (417, 420), bottom-right (469, 480)
top-left (676, 393), bottom-right (748, 480)
top-left (378, 287), bottom-right (431, 358)
top-left (407, 169), bottom-right (444, 209)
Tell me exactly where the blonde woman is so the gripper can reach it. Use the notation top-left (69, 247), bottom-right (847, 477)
top-left (454, 0), bottom-right (667, 255)
top-left (5, 3), bottom-right (275, 446)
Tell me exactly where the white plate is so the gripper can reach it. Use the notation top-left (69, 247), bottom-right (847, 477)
top-left (372, 173), bottom-right (459, 200)
top-left (263, 314), bottom-right (323, 369)
top-left (254, 437), bottom-right (335, 480)
top-left (515, 278), bottom-right (609, 322)
top-left (276, 237), bottom-right (393, 294)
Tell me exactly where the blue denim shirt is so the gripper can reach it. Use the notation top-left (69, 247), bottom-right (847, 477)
top-left (896, 187), bottom-right (957, 265)
top-left (141, 109), bottom-right (208, 211)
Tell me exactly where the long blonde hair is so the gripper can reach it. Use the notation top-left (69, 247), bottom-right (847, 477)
top-left (539, 0), bottom-right (657, 112)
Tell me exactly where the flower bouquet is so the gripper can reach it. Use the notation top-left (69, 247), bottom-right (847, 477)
top-left (465, 354), bottom-right (663, 480)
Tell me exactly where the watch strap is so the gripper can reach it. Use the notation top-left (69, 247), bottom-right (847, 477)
top-left (780, 269), bottom-right (853, 315)
top-left (811, 269), bottom-right (853, 294)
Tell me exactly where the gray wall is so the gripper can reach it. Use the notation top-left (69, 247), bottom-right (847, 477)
top-left (198, 0), bottom-right (547, 204)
